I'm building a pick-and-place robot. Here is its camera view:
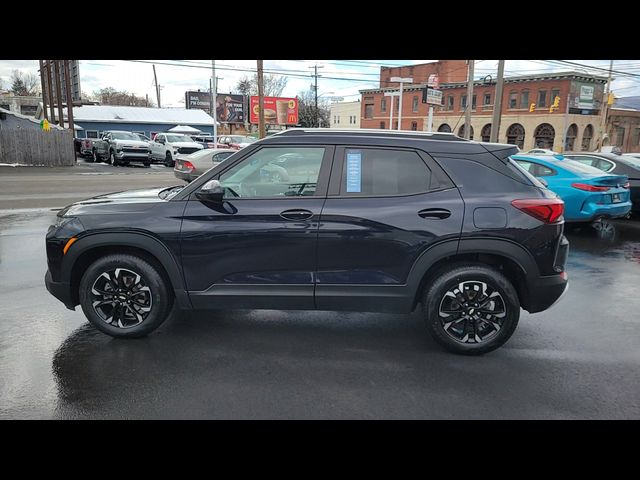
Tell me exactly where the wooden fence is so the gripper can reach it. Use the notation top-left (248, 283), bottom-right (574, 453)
top-left (0, 128), bottom-right (75, 166)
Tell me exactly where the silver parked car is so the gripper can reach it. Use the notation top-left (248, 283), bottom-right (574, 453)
top-left (174, 148), bottom-right (236, 182)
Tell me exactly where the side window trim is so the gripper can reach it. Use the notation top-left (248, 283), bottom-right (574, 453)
top-left (328, 145), bottom-right (438, 198)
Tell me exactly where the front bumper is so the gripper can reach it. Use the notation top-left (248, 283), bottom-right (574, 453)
top-left (116, 151), bottom-right (151, 162)
top-left (45, 270), bottom-right (75, 310)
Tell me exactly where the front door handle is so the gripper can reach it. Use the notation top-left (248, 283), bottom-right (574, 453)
top-left (418, 208), bottom-right (451, 219)
top-left (280, 209), bottom-right (314, 221)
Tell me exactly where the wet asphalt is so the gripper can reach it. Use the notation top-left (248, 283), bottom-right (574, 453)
top-left (1, 162), bottom-right (640, 419)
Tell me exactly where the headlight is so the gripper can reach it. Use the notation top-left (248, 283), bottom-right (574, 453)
top-left (50, 216), bottom-right (85, 238)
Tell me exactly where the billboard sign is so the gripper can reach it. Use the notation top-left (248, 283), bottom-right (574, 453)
top-left (426, 88), bottom-right (443, 105)
top-left (250, 96), bottom-right (298, 125)
top-left (185, 91), bottom-right (246, 123)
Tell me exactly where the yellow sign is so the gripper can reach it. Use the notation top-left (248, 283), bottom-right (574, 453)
top-left (40, 119), bottom-right (51, 132)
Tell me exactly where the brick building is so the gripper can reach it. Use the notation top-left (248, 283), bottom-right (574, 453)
top-left (360, 61), bottom-right (608, 152)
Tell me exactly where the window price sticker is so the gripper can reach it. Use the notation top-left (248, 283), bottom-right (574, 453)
top-left (346, 151), bottom-right (362, 193)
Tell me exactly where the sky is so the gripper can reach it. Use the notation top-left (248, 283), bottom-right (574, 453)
top-left (1, 60), bottom-right (640, 107)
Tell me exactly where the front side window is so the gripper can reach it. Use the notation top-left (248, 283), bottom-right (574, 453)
top-left (219, 147), bottom-right (325, 198)
top-left (340, 148), bottom-right (431, 196)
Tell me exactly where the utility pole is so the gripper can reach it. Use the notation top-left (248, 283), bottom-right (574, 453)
top-left (45, 61), bottom-right (56, 124)
top-left (309, 64), bottom-right (324, 127)
top-left (211, 61), bottom-right (218, 144)
top-left (53, 61), bottom-right (64, 127)
top-left (38, 60), bottom-right (48, 121)
top-left (257, 60), bottom-right (265, 138)
top-left (598, 60), bottom-right (614, 152)
top-left (390, 76), bottom-right (412, 130)
top-left (63, 60), bottom-right (74, 133)
top-left (490, 60), bottom-right (505, 143)
top-left (464, 60), bottom-right (475, 139)
top-left (146, 94), bottom-right (149, 107)
top-left (152, 64), bottom-right (161, 108)
top-left (384, 91), bottom-right (399, 130)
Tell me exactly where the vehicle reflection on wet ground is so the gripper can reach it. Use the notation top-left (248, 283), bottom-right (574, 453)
top-left (1, 210), bottom-right (639, 419)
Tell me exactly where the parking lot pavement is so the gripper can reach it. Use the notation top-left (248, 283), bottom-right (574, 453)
top-left (1, 204), bottom-right (639, 419)
top-left (0, 159), bottom-right (179, 210)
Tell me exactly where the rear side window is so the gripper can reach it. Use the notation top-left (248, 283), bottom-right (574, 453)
top-left (514, 159), bottom-right (556, 177)
top-left (340, 148), bottom-right (431, 196)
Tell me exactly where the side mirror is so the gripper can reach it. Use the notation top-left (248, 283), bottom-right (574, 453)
top-left (537, 177), bottom-right (549, 187)
top-left (196, 179), bottom-right (225, 203)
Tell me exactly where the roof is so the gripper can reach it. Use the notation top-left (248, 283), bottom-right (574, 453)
top-left (52, 105), bottom-right (216, 125)
top-left (360, 71), bottom-right (609, 94)
top-left (613, 96), bottom-right (640, 111)
top-left (0, 107), bottom-right (65, 130)
top-left (167, 125), bottom-right (204, 133)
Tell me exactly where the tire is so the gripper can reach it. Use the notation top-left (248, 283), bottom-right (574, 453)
top-left (110, 151), bottom-right (120, 166)
top-left (422, 264), bottom-right (520, 355)
top-left (143, 162), bottom-right (151, 168)
top-left (164, 152), bottom-right (174, 168)
top-left (78, 254), bottom-right (174, 338)
top-left (91, 149), bottom-right (99, 163)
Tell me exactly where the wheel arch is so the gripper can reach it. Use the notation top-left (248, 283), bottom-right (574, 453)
top-left (62, 232), bottom-right (191, 309)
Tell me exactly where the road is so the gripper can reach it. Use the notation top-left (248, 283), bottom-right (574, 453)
top-left (1, 161), bottom-right (640, 419)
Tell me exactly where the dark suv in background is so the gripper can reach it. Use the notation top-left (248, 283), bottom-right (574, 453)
top-left (45, 129), bottom-right (569, 355)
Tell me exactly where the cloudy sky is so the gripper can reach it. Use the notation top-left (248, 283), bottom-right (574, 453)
top-left (2, 60), bottom-right (639, 106)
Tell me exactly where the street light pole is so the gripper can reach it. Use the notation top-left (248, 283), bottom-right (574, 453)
top-left (391, 76), bottom-right (412, 130)
top-left (384, 91), bottom-right (399, 130)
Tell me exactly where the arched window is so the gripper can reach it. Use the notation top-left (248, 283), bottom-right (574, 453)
top-left (534, 123), bottom-right (556, 149)
top-left (481, 123), bottom-right (492, 142)
top-left (438, 123), bottom-right (452, 133)
top-left (506, 123), bottom-right (525, 149)
top-left (458, 124), bottom-right (474, 140)
top-left (582, 124), bottom-right (593, 151)
top-left (565, 123), bottom-right (578, 151)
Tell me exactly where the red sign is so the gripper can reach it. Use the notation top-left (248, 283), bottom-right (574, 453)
top-left (427, 74), bottom-right (439, 89)
top-left (250, 96), bottom-right (298, 125)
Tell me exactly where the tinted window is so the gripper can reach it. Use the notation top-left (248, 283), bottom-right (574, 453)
top-left (560, 159), bottom-right (609, 175)
top-left (515, 160), bottom-right (556, 177)
top-left (219, 147), bottom-right (324, 198)
top-left (340, 148), bottom-right (431, 196)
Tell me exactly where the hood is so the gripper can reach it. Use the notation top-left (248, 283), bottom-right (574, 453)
top-left (168, 141), bottom-right (203, 149)
top-left (113, 139), bottom-right (149, 148)
top-left (59, 186), bottom-right (183, 216)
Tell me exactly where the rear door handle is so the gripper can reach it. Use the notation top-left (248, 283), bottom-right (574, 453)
top-left (280, 209), bottom-right (314, 221)
top-left (418, 208), bottom-right (451, 219)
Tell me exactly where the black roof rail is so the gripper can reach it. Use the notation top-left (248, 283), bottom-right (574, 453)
top-left (273, 128), bottom-right (469, 142)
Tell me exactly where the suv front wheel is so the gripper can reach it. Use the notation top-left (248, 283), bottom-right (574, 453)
top-left (78, 254), bottom-right (174, 338)
top-left (422, 265), bottom-right (520, 355)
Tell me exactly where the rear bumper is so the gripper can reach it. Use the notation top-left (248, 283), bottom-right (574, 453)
top-left (526, 273), bottom-right (568, 313)
top-left (569, 200), bottom-right (632, 222)
top-left (45, 270), bottom-right (75, 310)
top-left (174, 170), bottom-right (194, 182)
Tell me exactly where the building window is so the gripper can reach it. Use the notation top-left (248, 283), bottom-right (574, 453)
top-left (86, 130), bottom-right (99, 139)
top-left (509, 90), bottom-right (518, 109)
top-left (438, 124), bottom-right (452, 133)
top-left (633, 127), bottom-right (640, 146)
top-left (333, 116), bottom-right (336, 124)
top-left (615, 126), bottom-right (626, 147)
top-left (411, 121), bottom-right (418, 131)
top-left (538, 90), bottom-right (547, 108)
top-left (551, 88), bottom-right (560, 106)
top-left (483, 94), bottom-right (491, 110)
top-left (471, 94), bottom-right (477, 111)
top-left (365, 104), bottom-right (374, 119)
top-left (534, 123), bottom-right (556, 149)
top-left (458, 124), bottom-right (474, 140)
top-left (581, 124), bottom-right (593, 151)
top-left (520, 90), bottom-right (529, 109)
top-left (460, 94), bottom-right (467, 110)
top-left (506, 123), bottom-right (525, 149)
top-left (380, 121), bottom-right (385, 129)
top-left (337, 116), bottom-right (340, 124)
top-left (446, 95), bottom-right (454, 111)
top-left (565, 123), bottom-right (578, 151)
top-left (381, 98), bottom-right (387, 112)
top-left (481, 123), bottom-right (492, 142)
top-left (412, 96), bottom-right (419, 112)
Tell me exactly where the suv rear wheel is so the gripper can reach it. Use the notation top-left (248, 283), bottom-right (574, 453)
top-left (422, 264), bottom-right (520, 355)
top-left (78, 254), bottom-right (174, 338)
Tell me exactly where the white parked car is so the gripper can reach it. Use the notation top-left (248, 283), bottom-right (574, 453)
top-left (523, 148), bottom-right (558, 156)
top-left (149, 133), bottom-right (203, 167)
top-left (174, 148), bottom-right (236, 182)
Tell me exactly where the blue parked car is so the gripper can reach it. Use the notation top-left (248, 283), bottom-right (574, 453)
top-left (512, 155), bottom-right (631, 222)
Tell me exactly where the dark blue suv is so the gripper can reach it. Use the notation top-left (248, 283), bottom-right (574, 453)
top-left (45, 129), bottom-right (569, 354)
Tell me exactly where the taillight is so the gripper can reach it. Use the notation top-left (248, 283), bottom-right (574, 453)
top-left (511, 198), bottom-right (564, 224)
top-left (182, 160), bottom-right (194, 172)
top-left (571, 182), bottom-right (610, 192)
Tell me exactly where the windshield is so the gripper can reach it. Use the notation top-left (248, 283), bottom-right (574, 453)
top-left (165, 134), bottom-right (191, 142)
top-left (559, 159), bottom-right (611, 175)
top-left (111, 132), bottom-right (141, 140)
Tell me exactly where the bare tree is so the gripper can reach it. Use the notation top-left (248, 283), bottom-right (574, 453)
top-left (233, 73), bottom-right (288, 97)
top-left (10, 70), bottom-right (40, 96)
top-left (93, 87), bottom-right (155, 107)
top-left (296, 90), bottom-right (330, 127)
